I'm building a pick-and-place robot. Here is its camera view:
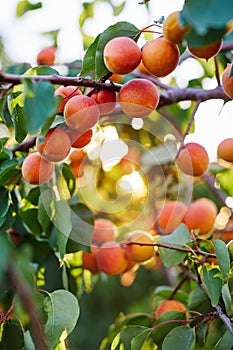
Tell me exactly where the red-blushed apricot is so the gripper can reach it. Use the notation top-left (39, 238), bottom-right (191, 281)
top-left (188, 40), bottom-right (222, 60)
top-left (175, 142), bottom-right (209, 177)
top-left (67, 128), bottom-right (93, 149)
top-left (54, 85), bottom-right (82, 113)
top-left (64, 95), bottom-right (100, 131)
top-left (142, 37), bottom-right (180, 77)
top-left (88, 89), bottom-right (116, 115)
top-left (92, 218), bottom-right (117, 246)
top-left (124, 230), bottom-right (155, 262)
top-left (225, 20), bottom-right (233, 35)
top-left (8, 228), bottom-right (23, 246)
top-left (182, 197), bottom-right (218, 236)
top-left (217, 138), bottom-right (233, 163)
top-left (82, 243), bottom-right (99, 274)
top-left (96, 241), bottom-right (128, 275)
top-left (119, 147), bottom-right (141, 174)
top-left (36, 127), bottom-right (71, 162)
top-left (21, 152), bottom-right (54, 185)
top-left (36, 46), bottom-right (56, 66)
top-left (163, 11), bottom-right (190, 44)
top-left (155, 300), bottom-right (186, 319)
top-left (118, 78), bottom-right (160, 118)
top-left (222, 63), bottom-right (233, 100)
top-left (157, 200), bottom-right (187, 234)
top-left (103, 36), bottom-right (142, 74)
top-left (70, 162), bottom-right (85, 178)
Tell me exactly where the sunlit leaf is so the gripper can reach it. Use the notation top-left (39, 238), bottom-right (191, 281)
top-left (213, 239), bottom-right (230, 281)
top-left (16, 0), bottom-right (42, 18)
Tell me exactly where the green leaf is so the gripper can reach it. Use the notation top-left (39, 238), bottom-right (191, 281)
top-left (0, 186), bottom-right (10, 217)
top-left (56, 229), bottom-right (68, 259)
top-left (111, 1), bottom-right (126, 16)
top-left (162, 326), bottom-right (195, 350)
top-left (202, 266), bottom-right (223, 307)
top-left (188, 285), bottom-right (212, 314)
top-left (95, 21), bottom-right (140, 80)
top-left (213, 329), bottom-right (233, 350)
top-left (213, 239), bottom-right (230, 281)
top-left (70, 202), bottom-right (94, 246)
top-left (24, 330), bottom-right (36, 350)
top-left (182, 0), bottom-right (233, 35)
top-left (221, 283), bottom-right (233, 316)
top-left (16, 0), bottom-right (42, 17)
top-left (12, 104), bottom-right (28, 142)
top-left (0, 319), bottom-right (24, 349)
top-left (23, 79), bottom-right (58, 135)
top-left (81, 34), bottom-right (101, 76)
top-left (0, 234), bottom-right (11, 287)
top-left (54, 200), bottom-right (72, 238)
top-left (0, 159), bottom-right (22, 186)
top-left (131, 328), bottom-right (151, 350)
top-left (43, 289), bottom-right (80, 349)
top-left (158, 224), bottom-right (192, 267)
top-left (60, 163), bottom-right (76, 197)
top-left (186, 27), bottom-right (225, 47)
top-left (113, 326), bottom-right (149, 350)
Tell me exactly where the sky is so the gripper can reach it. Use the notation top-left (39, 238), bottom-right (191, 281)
top-left (0, 0), bottom-right (232, 161)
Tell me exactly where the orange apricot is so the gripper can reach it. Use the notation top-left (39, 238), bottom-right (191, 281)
top-left (69, 149), bottom-right (86, 163)
top-left (36, 46), bottom-right (56, 66)
top-left (64, 95), bottom-right (100, 131)
top-left (225, 20), bottom-right (233, 35)
top-left (88, 89), bottom-right (116, 115)
top-left (142, 37), bottom-right (180, 77)
top-left (118, 78), bottom-right (160, 118)
top-left (155, 299), bottom-right (186, 319)
top-left (188, 40), bottom-right (222, 60)
top-left (119, 147), bottom-right (141, 173)
top-left (137, 61), bottom-right (152, 75)
top-left (175, 142), bottom-right (209, 177)
top-left (217, 138), bottom-right (233, 163)
top-left (163, 11), bottom-right (190, 44)
top-left (54, 85), bottom-right (82, 113)
top-left (157, 200), bottom-right (187, 234)
top-left (96, 241), bottom-right (128, 275)
top-left (222, 63), bottom-right (233, 99)
top-left (36, 127), bottom-right (71, 162)
top-left (82, 243), bottom-right (99, 274)
top-left (67, 128), bottom-right (93, 149)
top-left (124, 230), bottom-right (155, 262)
top-left (92, 218), bottom-right (117, 246)
top-left (22, 152), bottom-right (54, 185)
top-left (182, 197), bottom-right (218, 236)
top-left (103, 36), bottom-right (142, 74)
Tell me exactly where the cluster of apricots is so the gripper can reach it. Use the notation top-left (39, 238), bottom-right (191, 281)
top-left (82, 218), bottom-right (155, 276)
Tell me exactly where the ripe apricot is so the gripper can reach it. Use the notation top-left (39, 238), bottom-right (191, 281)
top-left (163, 11), bottom-right (190, 44)
top-left (54, 85), bottom-right (81, 113)
top-left (175, 142), bottom-right (209, 177)
top-left (217, 138), bottom-right (233, 163)
top-left (69, 149), bottom-right (86, 163)
top-left (22, 152), bottom-right (54, 185)
top-left (188, 40), bottom-right (222, 60)
top-left (82, 243), bottom-right (99, 274)
top-left (36, 127), bottom-right (71, 162)
top-left (118, 78), bottom-right (160, 118)
top-left (96, 241), bottom-right (128, 275)
top-left (225, 20), bottom-right (233, 35)
top-left (36, 46), bottom-right (56, 66)
top-left (182, 197), bottom-right (218, 236)
top-left (157, 200), bottom-right (187, 234)
top-left (142, 37), bottom-right (179, 77)
top-left (103, 36), bottom-right (142, 74)
top-left (155, 299), bottom-right (186, 319)
top-left (222, 63), bottom-right (233, 99)
top-left (88, 89), bottom-right (116, 115)
top-left (67, 128), bottom-right (93, 149)
top-left (92, 218), bottom-right (117, 246)
top-left (64, 95), bottom-right (100, 130)
top-left (124, 230), bottom-right (155, 262)
top-left (137, 61), bottom-right (152, 75)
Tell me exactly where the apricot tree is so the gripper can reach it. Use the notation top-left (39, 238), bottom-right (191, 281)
top-left (0, 0), bottom-right (233, 349)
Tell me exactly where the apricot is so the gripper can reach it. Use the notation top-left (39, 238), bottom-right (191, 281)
top-left (103, 36), bottom-right (142, 74)
top-left (163, 11), bottom-right (190, 44)
top-left (175, 142), bottom-right (209, 177)
top-left (157, 200), bottom-right (187, 234)
top-left (124, 230), bottom-right (155, 262)
top-left (54, 85), bottom-right (81, 113)
top-left (36, 127), bottom-right (71, 162)
top-left (225, 20), bottom-right (233, 35)
top-left (92, 218), bottom-right (117, 246)
top-left (118, 78), bottom-right (160, 118)
top-left (188, 40), bottom-right (222, 60)
top-left (69, 149), bottom-right (86, 163)
top-left (36, 46), bottom-right (56, 66)
top-left (119, 147), bottom-right (141, 173)
top-left (8, 228), bottom-right (23, 246)
top-left (82, 243), bottom-right (99, 274)
top-left (21, 152), bottom-right (54, 185)
top-left (96, 241), bottom-right (128, 275)
top-left (70, 161), bottom-right (85, 178)
top-left (137, 61), bottom-right (152, 75)
top-left (88, 89), bottom-right (116, 115)
top-left (141, 37), bottom-right (179, 77)
top-left (67, 128), bottom-right (93, 149)
top-left (155, 299), bottom-right (186, 319)
top-left (217, 138), bottom-right (233, 163)
top-left (182, 197), bottom-right (218, 236)
top-left (64, 95), bottom-right (100, 131)
top-left (222, 63), bottom-right (233, 99)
